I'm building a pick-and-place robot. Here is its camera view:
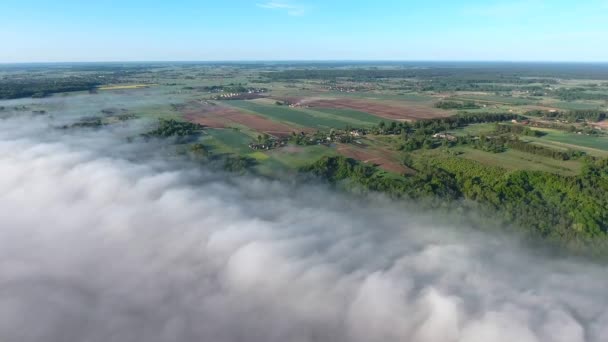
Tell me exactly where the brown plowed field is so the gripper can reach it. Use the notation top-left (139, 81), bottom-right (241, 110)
top-left (306, 98), bottom-right (448, 121)
top-left (183, 102), bottom-right (302, 137)
top-left (336, 144), bottom-right (414, 175)
top-left (184, 111), bottom-right (229, 128)
top-left (592, 120), bottom-right (608, 129)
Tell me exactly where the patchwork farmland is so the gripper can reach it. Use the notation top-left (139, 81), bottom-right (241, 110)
top-left (179, 96), bottom-right (450, 173)
top-left (304, 98), bottom-right (449, 121)
top-left (23, 61), bottom-right (602, 178)
top-left (171, 73), bottom-right (608, 176)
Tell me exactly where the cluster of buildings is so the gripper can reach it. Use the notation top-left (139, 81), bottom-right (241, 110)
top-left (210, 88), bottom-right (267, 100)
top-left (248, 137), bottom-right (288, 151)
top-left (288, 102), bottom-right (308, 109)
top-left (249, 129), bottom-right (368, 151)
top-left (326, 86), bottom-right (370, 93)
top-left (275, 100), bottom-right (308, 109)
top-left (212, 93), bottom-right (244, 100)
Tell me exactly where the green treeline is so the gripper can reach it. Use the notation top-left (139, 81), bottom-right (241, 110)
top-left (261, 68), bottom-right (583, 82)
top-left (526, 109), bottom-right (607, 122)
top-left (460, 124), bottom-right (584, 160)
top-left (142, 119), bottom-right (205, 138)
top-left (553, 88), bottom-right (608, 101)
top-left (0, 78), bottom-right (101, 99)
top-left (434, 101), bottom-right (481, 109)
top-left (494, 123), bottom-right (544, 137)
top-left (468, 135), bottom-right (507, 153)
top-left (303, 155), bottom-right (608, 256)
top-left (412, 112), bottom-right (521, 131)
top-left (339, 112), bottom-right (520, 138)
top-left (366, 113), bottom-right (522, 152)
top-left (507, 139), bottom-right (585, 160)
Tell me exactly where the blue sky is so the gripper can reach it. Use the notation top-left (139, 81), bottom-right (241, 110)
top-left (1, 0), bottom-right (607, 62)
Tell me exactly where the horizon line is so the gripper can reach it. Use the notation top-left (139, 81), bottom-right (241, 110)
top-left (2, 59), bottom-right (608, 65)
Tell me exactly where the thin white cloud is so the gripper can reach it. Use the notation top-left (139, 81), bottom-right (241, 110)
top-left (257, 1), bottom-right (307, 16)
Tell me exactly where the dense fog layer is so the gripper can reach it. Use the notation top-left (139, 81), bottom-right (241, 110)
top-left (1, 115), bottom-right (607, 342)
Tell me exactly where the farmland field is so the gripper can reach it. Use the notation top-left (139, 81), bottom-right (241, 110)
top-left (525, 129), bottom-right (608, 156)
top-left (227, 100), bottom-right (356, 129)
top-left (452, 123), bottom-right (498, 136)
top-left (2, 62), bottom-right (606, 180)
top-left (446, 147), bottom-right (582, 175)
top-left (183, 102), bottom-right (300, 136)
top-left (451, 94), bottom-right (535, 105)
top-left (336, 143), bottom-right (412, 175)
top-left (267, 145), bottom-right (337, 169)
top-left (305, 98), bottom-right (448, 121)
top-left (544, 101), bottom-right (604, 111)
top-left (304, 108), bottom-right (386, 126)
top-left (201, 128), bottom-right (254, 154)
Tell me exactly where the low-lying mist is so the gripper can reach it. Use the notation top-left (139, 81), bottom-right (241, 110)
top-left (1, 115), bottom-right (607, 342)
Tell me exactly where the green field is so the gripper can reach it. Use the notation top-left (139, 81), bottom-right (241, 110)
top-left (525, 129), bottom-right (608, 156)
top-left (268, 145), bottom-right (338, 168)
top-left (227, 100), bottom-right (362, 129)
top-left (201, 128), bottom-right (253, 154)
top-left (451, 123), bottom-right (608, 158)
top-left (306, 108), bottom-right (386, 126)
top-left (545, 101), bottom-right (603, 110)
top-left (252, 145), bottom-right (338, 176)
top-left (248, 151), bottom-right (270, 161)
top-left (452, 123), bottom-right (498, 136)
top-left (451, 94), bottom-right (535, 105)
top-left (324, 92), bottom-right (435, 103)
top-left (449, 147), bottom-right (582, 175)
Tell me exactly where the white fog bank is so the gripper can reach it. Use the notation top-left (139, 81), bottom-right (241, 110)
top-left (0, 116), bottom-right (607, 342)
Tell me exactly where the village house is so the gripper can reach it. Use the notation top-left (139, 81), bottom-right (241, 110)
top-left (433, 133), bottom-right (457, 142)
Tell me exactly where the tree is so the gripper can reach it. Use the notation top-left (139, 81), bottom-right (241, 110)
top-left (389, 121), bottom-right (397, 132)
top-left (402, 153), bottom-right (413, 167)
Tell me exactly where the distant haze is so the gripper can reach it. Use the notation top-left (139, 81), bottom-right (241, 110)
top-left (0, 109), bottom-right (608, 341)
top-left (1, 0), bottom-right (607, 63)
